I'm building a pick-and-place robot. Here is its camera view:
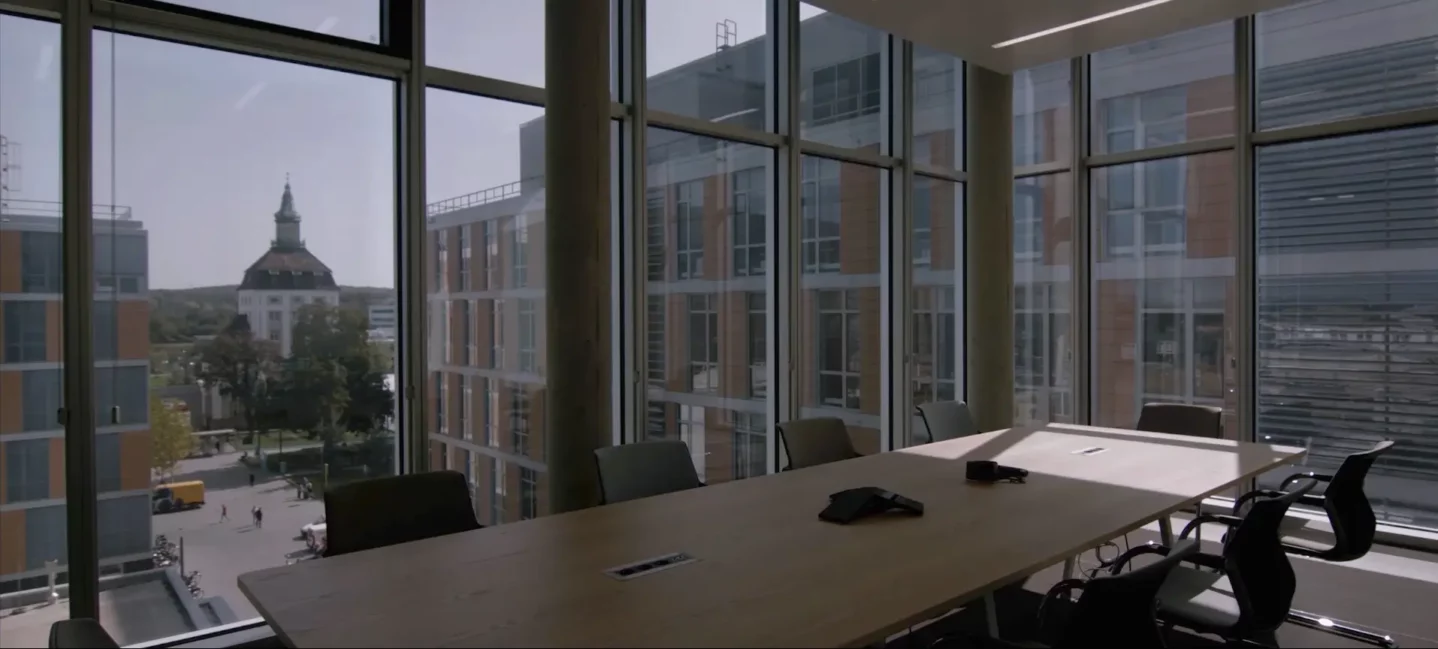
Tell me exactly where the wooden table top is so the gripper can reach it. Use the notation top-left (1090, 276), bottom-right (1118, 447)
top-left (238, 424), bottom-right (1305, 648)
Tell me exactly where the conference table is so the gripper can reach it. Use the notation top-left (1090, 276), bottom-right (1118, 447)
top-left (238, 423), bottom-right (1305, 648)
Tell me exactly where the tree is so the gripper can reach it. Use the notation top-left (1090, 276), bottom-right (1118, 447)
top-left (282, 304), bottom-right (394, 460)
top-left (151, 396), bottom-right (193, 481)
top-left (197, 316), bottom-right (280, 450)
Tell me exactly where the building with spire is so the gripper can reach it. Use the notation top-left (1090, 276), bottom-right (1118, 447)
top-left (236, 178), bottom-right (338, 357)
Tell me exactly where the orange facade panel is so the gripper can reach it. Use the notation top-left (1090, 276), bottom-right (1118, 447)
top-left (118, 300), bottom-right (151, 360)
top-left (48, 437), bottom-right (65, 499)
top-left (0, 371), bottom-right (21, 434)
top-left (0, 510), bottom-right (24, 576)
top-left (0, 231), bottom-right (19, 293)
top-left (119, 429), bottom-right (152, 491)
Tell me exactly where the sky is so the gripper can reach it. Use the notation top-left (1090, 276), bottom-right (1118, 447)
top-left (0, 0), bottom-right (823, 290)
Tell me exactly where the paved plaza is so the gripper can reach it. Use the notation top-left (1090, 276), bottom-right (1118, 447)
top-left (153, 450), bottom-right (324, 621)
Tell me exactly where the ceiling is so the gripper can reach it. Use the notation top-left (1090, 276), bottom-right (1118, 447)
top-left (806, 0), bottom-right (1309, 72)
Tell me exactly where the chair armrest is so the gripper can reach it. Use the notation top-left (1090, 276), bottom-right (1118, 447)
top-left (1230, 489), bottom-right (1283, 515)
top-left (1182, 550), bottom-right (1227, 572)
top-left (1180, 513), bottom-right (1243, 541)
top-left (1280, 472), bottom-right (1333, 491)
top-left (1108, 542), bottom-right (1169, 575)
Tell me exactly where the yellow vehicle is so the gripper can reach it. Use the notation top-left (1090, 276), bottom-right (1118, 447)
top-left (152, 481), bottom-right (205, 513)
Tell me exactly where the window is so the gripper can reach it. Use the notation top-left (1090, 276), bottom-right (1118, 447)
top-left (510, 387), bottom-right (531, 456)
top-left (94, 366), bottom-right (148, 427)
top-left (1257, 124), bottom-right (1438, 528)
top-left (1092, 152), bottom-right (1233, 430)
top-left (1257, 0), bottom-right (1438, 130)
top-left (519, 468), bottom-right (538, 520)
top-left (23, 506), bottom-right (66, 572)
top-left (1013, 62), bottom-right (1071, 167)
top-left (153, 1), bottom-right (379, 42)
top-left (1097, 158), bottom-right (1187, 259)
top-left (731, 168), bottom-right (766, 277)
top-left (510, 215), bottom-right (529, 288)
top-left (427, 0), bottom-right (547, 88)
top-left (675, 180), bottom-right (704, 279)
top-left (19, 232), bottom-right (62, 293)
top-left (518, 299), bottom-right (537, 373)
top-left (459, 376), bottom-right (472, 442)
top-left (732, 413), bottom-right (767, 479)
top-left (799, 8), bottom-right (887, 150)
top-left (21, 370), bottom-right (62, 433)
top-left (912, 46), bottom-right (964, 169)
top-left (643, 130), bottom-right (771, 485)
top-left (800, 157), bottom-right (841, 273)
top-left (1091, 23), bottom-right (1233, 153)
top-left (910, 176), bottom-right (962, 446)
top-left (491, 458), bottom-right (506, 525)
top-left (1013, 174), bottom-right (1074, 426)
top-left (490, 299), bottom-right (505, 369)
top-left (435, 229), bottom-right (449, 290)
top-left (481, 220), bottom-right (499, 289)
top-left (268, 296), bottom-right (283, 305)
top-left (461, 299), bottom-right (475, 365)
top-left (436, 374), bottom-right (447, 435)
top-left (687, 294), bottom-right (719, 393)
top-left (96, 435), bottom-right (121, 493)
top-left (4, 439), bottom-right (49, 503)
top-left (646, 189), bottom-right (666, 281)
top-left (458, 224), bottom-right (471, 291)
top-left (816, 290), bottom-right (862, 410)
top-left (94, 233), bottom-right (146, 294)
top-left (647, 0), bottom-right (770, 129)
top-left (747, 293), bottom-right (766, 399)
top-left (3, 302), bottom-right (48, 363)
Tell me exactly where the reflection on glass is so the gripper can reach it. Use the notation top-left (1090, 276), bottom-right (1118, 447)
top-left (156, 0), bottom-right (380, 42)
top-left (912, 47), bottom-right (963, 169)
top-left (797, 156), bottom-right (881, 452)
top-left (1013, 173), bottom-right (1074, 425)
top-left (427, 0), bottom-right (547, 88)
top-left (799, 6), bottom-right (887, 151)
top-left (1257, 0), bottom-right (1438, 130)
top-left (86, 27), bottom-right (397, 643)
top-left (0, 17), bottom-right (69, 647)
top-left (1091, 152), bottom-right (1235, 431)
top-left (1091, 22), bottom-right (1234, 154)
top-left (909, 176), bottom-right (961, 446)
top-left (643, 128), bottom-right (772, 484)
top-left (647, 0), bottom-right (771, 130)
top-left (425, 90), bottom-right (555, 524)
top-left (1256, 124), bottom-right (1438, 528)
top-left (1012, 61), bottom-right (1070, 167)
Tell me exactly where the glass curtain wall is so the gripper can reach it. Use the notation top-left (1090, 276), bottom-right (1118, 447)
top-left (0, 0), bottom-right (966, 644)
top-left (1007, 0), bottom-right (1438, 534)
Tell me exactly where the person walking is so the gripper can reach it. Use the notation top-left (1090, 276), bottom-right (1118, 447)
top-left (255, 506), bottom-right (264, 529)
top-left (220, 504), bottom-right (229, 522)
top-left (251, 505), bottom-right (258, 526)
top-left (249, 473), bottom-right (255, 488)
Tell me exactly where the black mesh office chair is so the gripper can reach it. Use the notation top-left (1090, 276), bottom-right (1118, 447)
top-left (49, 619), bottom-right (119, 649)
top-left (594, 440), bottom-right (703, 504)
top-left (777, 417), bottom-right (861, 470)
top-left (1135, 403), bottom-right (1224, 438)
top-left (930, 541), bottom-right (1200, 649)
top-left (1111, 480), bottom-right (1316, 645)
top-left (1230, 440), bottom-right (1398, 647)
top-left (916, 400), bottom-right (981, 444)
top-left (324, 470), bottom-right (482, 557)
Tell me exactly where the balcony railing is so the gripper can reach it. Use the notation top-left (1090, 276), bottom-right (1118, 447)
top-left (427, 178), bottom-right (536, 219)
top-left (0, 198), bottom-right (133, 220)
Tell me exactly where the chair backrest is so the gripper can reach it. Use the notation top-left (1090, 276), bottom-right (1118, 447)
top-left (1324, 440), bottom-right (1394, 561)
top-left (777, 417), bottom-right (859, 470)
top-left (594, 440), bottom-right (703, 504)
top-left (324, 470), bottom-right (481, 557)
top-left (1135, 402), bottom-right (1224, 438)
top-left (49, 619), bottom-right (119, 649)
top-left (1224, 479), bottom-right (1316, 634)
top-left (915, 400), bottom-right (980, 443)
top-left (1057, 540), bottom-right (1200, 648)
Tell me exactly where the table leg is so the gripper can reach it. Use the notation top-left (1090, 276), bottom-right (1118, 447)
top-left (1159, 517), bottom-right (1174, 546)
top-left (1062, 556), bottom-right (1076, 581)
top-left (983, 592), bottom-right (1000, 638)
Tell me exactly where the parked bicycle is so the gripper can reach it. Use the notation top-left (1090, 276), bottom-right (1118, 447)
top-left (183, 570), bottom-right (203, 598)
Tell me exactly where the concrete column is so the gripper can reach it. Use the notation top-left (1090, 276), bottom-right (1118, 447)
top-left (545, 0), bottom-right (611, 514)
top-left (965, 65), bottom-right (1015, 431)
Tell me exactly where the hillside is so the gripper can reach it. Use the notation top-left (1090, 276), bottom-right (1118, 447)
top-left (149, 285), bottom-right (392, 343)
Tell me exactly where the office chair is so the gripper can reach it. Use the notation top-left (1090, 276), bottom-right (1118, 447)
top-left (1112, 480), bottom-right (1317, 646)
top-left (324, 470), bottom-right (482, 557)
top-left (1135, 402), bottom-right (1224, 544)
top-left (930, 541), bottom-right (1200, 649)
top-left (1230, 439), bottom-right (1398, 647)
top-left (776, 417), bottom-right (861, 470)
top-left (49, 619), bottom-right (119, 649)
top-left (594, 440), bottom-right (703, 504)
top-left (916, 400), bottom-right (981, 444)
top-left (1135, 403), bottom-right (1224, 438)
